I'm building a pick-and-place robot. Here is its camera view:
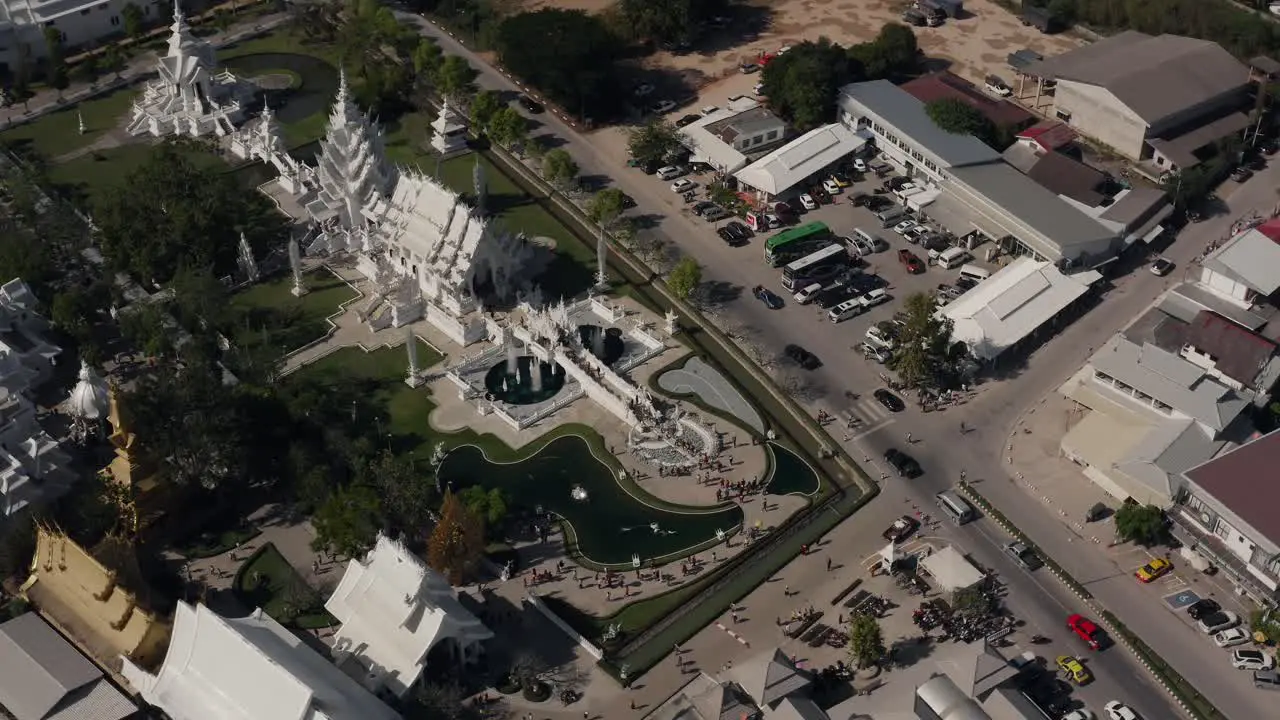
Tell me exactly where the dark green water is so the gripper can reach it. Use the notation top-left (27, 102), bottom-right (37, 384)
top-left (766, 443), bottom-right (821, 496)
top-left (438, 436), bottom-right (743, 565)
top-left (482, 355), bottom-right (566, 405)
top-left (221, 52), bottom-right (339, 127)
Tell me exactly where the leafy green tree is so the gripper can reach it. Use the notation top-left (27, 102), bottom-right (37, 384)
top-left (74, 54), bottom-right (100, 85)
top-left (364, 451), bottom-right (438, 537)
top-left (434, 54), bottom-right (478, 100)
top-left (952, 586), bottom-right (995, 617)
top-left (667, 256), bottom-right (701, 299)
top-left (101, 43), bottom-right (125, 78)
top-left (486, 106), bottom-right (529, 148)
top-left (761, 38), bottom-right (859, 129)
top-left (412, 38), bottom-right (444, 79)
top-left (885, 292), bottom-right (954, 389)
top-left (49, 287), bottom-right (95, 340)
top-left (427, 491), bottom-right (485, 585)
top-left (470, 89), bottom-right (504, 130)
top-left (95, 142), bottom-right (289, 284)
top-left (169, 266), bottom-right (230, 330)
top-left (122, 3), bottom-right (145, 40)
top-left (588, 188), bottom-right (627, 227)
top-left (495, 9), bottom-right (621, 119)
top-left (457, 485), bottom-right (508, 531)
top-left (847, 614), bottom-right (885, 669)
top-left (1114, 503), bottom-right (1167, 546)
top-left (617, 0), bottom-right (698, 43)
top-left (119, 304), bottom-right (174, 359)
top-left (540, 148), bottom-right (579, 188)
top-left (408, 681), bottom-right (482, 720)
top-left (925, 98), bottom-right (996, 146)
top-left (849, 22), bottom-right (919, 80)
top-left (0, 227), bottom-right (53, 290)
top-left (627, 118), bottom-right (680, 166)
top-left (312, 484), bottom-right (383, 558)
top-left (43, 27), bottom-right (68, 91)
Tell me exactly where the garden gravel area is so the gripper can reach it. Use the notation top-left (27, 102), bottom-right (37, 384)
top-left (657, 357), bottom-right (764, 434)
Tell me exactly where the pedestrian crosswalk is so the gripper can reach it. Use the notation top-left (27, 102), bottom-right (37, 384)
top-left (834, 396), bottom-right (899, 439)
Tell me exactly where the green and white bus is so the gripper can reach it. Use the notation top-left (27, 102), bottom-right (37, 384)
top-left (764, 221), bottom-right (833, 266)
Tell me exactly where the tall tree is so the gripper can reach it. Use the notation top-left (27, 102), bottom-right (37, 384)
top-left (617, 0), bottom-right (696, 44)
top-left (886, 292), bottom-right (954, 390)
top-left (925, 98), bottom-right (995, 145)
top-left (627, 119), bottom-right (680, 166)
top-left (495, 9), bottom-right (621, 119)
top-left (434, 55), bottom-right (478, 101)
top-left (847, 614), bottom-right (885, 669)
top-left (94, 142), bottom-right (289, 284)
top-left (312, 484), bottom-right (383, 558)
top-left (588, 188), bottom-right (627, 227)
top-left (667, 256), bottom-right (702, 299)
top-left (412, 38), bottom-right (444, 79)
top-left (1114, 503), bottom-right (1167, 546)
top-left (849, 22), bottom-right (919, 80)
top-left (540, 148), bottom-right (579, 188)
top-left (486, 106), bottom-right (529, 148)
top-left (122, 3), bottom-right (145, 40)
top-left (427, 490), bottom-right (485, 585)
top-left (469, 89), bottom-right (504, 130)
top-left (760, 38), bottom-right (859, 129)
top-left (457, 486), bottom-right (508, 532)
top-left (364, 451), bottom-right (437, 537)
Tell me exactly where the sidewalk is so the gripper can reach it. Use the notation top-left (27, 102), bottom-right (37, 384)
top-left (0, 12), bottom-right (288, 128)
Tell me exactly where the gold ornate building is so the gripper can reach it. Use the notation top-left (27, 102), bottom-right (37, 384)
top-left (20, 524), bottom-right (171, 672)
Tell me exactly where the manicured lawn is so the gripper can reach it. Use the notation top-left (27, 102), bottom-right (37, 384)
top-left (233, 542), bottom-right (336, 629)
top-left (230, 268), bottom-right (359, 355)
top-left (219, 30), bottom-right (342, 64)
top-left (49, 142), bottom-right (231, 209)
top-left (0, 85), bottom-right (139, 160)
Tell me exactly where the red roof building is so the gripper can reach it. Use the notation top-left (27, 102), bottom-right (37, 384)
top-left (1016, 121), bottom-right (1078, 152)
top-left (900, 72), bottom-right (1036, 130)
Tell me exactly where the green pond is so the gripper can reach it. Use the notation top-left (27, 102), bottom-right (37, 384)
top-left (438, 436), bottom-right (744, 565)
top-left (766, 443), bottom-right (822, 496)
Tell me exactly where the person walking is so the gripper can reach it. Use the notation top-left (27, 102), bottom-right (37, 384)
top-left (906, 432), bottom-right (913, 443)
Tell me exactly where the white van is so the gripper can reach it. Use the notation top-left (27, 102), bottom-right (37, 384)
top-left (829, 298), bottom-right (863, 323)
top-left (794, 283), bottom-right (825, 305)
top-left (936, 490), bottom-right (977, 525)
top-left (936, 247), bottom-right (973, 270)
top-left (859, 287), bottom-right (890, 309)
top-left (853, 228), bottom-right (888, 254)
top-left (958, 264), bottom-right (992, 284)
top-left (657, 165), bottom-right (684, 180)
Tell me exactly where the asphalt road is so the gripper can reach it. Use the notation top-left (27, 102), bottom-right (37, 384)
top-left (403, 14), bottom-right (1280, 718)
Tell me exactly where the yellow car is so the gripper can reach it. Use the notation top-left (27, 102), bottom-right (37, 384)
top-left (1056, 655), bottom-right (1092, 685)
top-left (1135, 557), bottom-right (1172, 583)
top-left (828, 173), bottom-right (852, 188)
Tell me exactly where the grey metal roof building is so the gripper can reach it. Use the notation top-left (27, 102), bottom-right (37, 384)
top-left (837, 80), bottom-right (1001, 170)
top-left (0, 613), bottom-right (136, 720)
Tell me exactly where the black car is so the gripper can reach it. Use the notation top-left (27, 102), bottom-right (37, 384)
top-left (1187, 598), bottom-right (1221, 621)
top-left (865, 195), bottom-right (894, 212)
top-left (693, 201), bottom-right (718, 216)
top-left (717, 227), bottom-right (738, 244)
top-left (845, 273), bottom-right (884, 295)
top-left (725, 221), bottom-right (753, 240)
top-left (516, 95), bottom-right (545, 114)
top-left (920, 234), bottom-right (949, 252)
top-left (1247, 155), bottom-right (1267, 171)
top-left (785, 343), bottom-right (822, 370)
top-left (883, 448), bottom-right (922, 478)
top-left (851, 193), bottom-right (872, 207)
top-left (675, 114), bottom-right (702, 128)
top-left (954, 276), bottom-right (979, 292)
top-left (816, 286), bottom-right (857, 309)
top-left (753, 285), bottom-right (784, 309)
top-left (873, 389), bottom-right (905, 412)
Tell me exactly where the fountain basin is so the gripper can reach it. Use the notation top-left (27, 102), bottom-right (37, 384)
top-left (577, 325), bottom-right (625, 366)
top-left (483, 355), bottom-right (566, 405)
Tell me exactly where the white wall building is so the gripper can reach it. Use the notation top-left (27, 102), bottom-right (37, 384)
top-left (122, 601), bottom-right (400, 720)
top-left (679, 99), bottom-right (787, 174)
top-left (0, 278), bottom-right (60, 399)
top-left (326, 534), bottom-right (492, 699)
top-left (0, 0), bottom-right (155, 69)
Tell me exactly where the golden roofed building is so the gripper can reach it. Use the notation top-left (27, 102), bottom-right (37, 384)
top-left (19, 524), bottom-right (170, 673)
top-left (103, 384), bottom-right (166, 536)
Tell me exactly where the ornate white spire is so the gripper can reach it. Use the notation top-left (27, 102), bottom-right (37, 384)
top-left (65, 361), bottom-right (110, 420)
top-left (311, 68), bottom-right (395, 230)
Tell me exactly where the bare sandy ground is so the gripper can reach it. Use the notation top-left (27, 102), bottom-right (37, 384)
top-left (515, 0), bottom-right (1084, 90)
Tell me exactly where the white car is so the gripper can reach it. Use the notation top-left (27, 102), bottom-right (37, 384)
top-left (822, 178), bottom-right (842, 195)
top-left (908, 225), bottom-right (929, 243)
top-left (753, 83), bottom-right (765, 96)
top-left (1232, 649), bottom-right (1276, 670)
top-left (850, 238), bottom-right (874, 257)
top-left (1062, 711), bottom-right (1095, 720)
top-left (671, 179), bottom-right (697, 193)
top-left (701, 105), bottom-right (719, 116)
top-left (853, 158), bottom-right (867, 173)
top-left (865, 326), bottom-right (897, 349)
top-left (1150, 257), bottom-right (1175, 276)
top-left (1214, 627), bottom-right (1251, 647)
top-left (860, 342), bottom-right (891, 363)
top-left (799, 194), bottom-right (818, 211)
top-left (893, 220), bottom-right (916, 235)
top-left (656, 165), bottom-right (685, 180)
top-left (1103, 701), bottom-right (1138, 720)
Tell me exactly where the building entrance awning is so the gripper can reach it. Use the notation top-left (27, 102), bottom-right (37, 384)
top-left (922, 192), bottom-right (1006, 244)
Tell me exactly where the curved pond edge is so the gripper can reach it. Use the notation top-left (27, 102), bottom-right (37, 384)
top-left (443, 434), bottom-right (743, 569)
top-left (764, 442), bottom-right (823, 498)
top-left (647, 351), bottom-right (767, 439)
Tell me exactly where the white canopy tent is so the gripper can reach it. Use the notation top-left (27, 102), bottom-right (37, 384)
top-left (919, 546), bottom-right (984, 591)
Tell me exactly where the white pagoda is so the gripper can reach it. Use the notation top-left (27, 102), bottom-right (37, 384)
top-left (122, 602), bottom-right (399, 720)
top-left (127, 2), bottom-right (252, 138)
top-left (64, 360), bottom-right (110, 421)
top-left (325, 534), bottom-right (492, 698)
top-left (305, 69), bottom-right (397, 232)
top-left (1, 390), bottom-right (75, 519)
top-left (430, 100), bottom-right (468, 156)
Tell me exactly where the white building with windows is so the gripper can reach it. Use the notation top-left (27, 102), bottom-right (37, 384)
top-left (836, 80), bottom-right (1121, 268)
top-left (325, 534), bottom-right (492, 699)
top-left (0, 0), bottom-right (153, 69)
top-left (679, 99), bottom-right (788, 174)
top-left (122, 601), bottom-right (400, 720)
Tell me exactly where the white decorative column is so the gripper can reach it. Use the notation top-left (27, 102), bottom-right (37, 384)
top-left (405, 327), bottom-right (424, 388)
top-left (595, 227), bottom-right (608, 290)
top-left (288, 237), bottom-right (308, 297)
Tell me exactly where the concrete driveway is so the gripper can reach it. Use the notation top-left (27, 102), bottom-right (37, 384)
top-left (402, 13), bottom-right (1280, 718)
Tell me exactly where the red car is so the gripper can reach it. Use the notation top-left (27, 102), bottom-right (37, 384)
top-left (898, 249), bottom-right (926, 274)
top-left (1067, 613), bottom-right (1102, 650)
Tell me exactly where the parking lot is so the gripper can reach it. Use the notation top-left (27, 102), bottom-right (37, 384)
top-left (644, 157), bottom-right (991, 439)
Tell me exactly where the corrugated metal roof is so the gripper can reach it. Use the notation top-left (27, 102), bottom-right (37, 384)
top-left (837, 81), bottom-right (1001, 168)
top-left (1026, 33), bottom-right (1250, 124)
top-left (734, 123), bottom-right (865, 195)
top-left (0, 613), bottom-right (102, 720)
top-left (949, 163), bottom-right (1117, 256)
top-left (1202, 227), bottom-right (1280, 295)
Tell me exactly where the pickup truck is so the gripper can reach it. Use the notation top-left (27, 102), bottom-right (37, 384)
top-left (883, 515), bottom-right (921, 543)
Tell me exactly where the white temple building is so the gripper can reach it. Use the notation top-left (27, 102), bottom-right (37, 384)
top-left (64, 361), bottom-right (110, 421)
top-left (305, 70), bottom-right (397, 232)
top-left (127, 3), bottom-right (253, 139)
top-left (0, 278), bottom-right (60, 398)
top-left (121, 601), bottom-right (400, 720)
top-left (325, 534), bottom-right (493, 698)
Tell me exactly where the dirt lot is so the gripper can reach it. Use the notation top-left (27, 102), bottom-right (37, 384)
top-left (517, 0), bottom-right (1085, 91)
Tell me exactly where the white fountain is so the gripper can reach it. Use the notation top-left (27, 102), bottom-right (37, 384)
top-left (288, 237), bottom-right (308, 297)
top-left (570, 484), bottom-right (588, 502)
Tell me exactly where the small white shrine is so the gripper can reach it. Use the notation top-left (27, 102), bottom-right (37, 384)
top-left (64, 361), bottom-right (110, 421)
top-left (325, 534), bottom-right (493, 698)
top-left (430, 100), bottom-right (468, 156)
top-left (0, 278), bottom-right (61, 399)
top-left (228, 102), bottom-right (315, 196)
top-left (127, 2), bottom-right (254, 138)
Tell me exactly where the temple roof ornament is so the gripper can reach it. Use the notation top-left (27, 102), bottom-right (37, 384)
top-left (65, 361), bottom-right (110, 420)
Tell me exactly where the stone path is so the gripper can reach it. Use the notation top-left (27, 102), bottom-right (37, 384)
top-left (54, 125), bottom-right (131, 164)
top-left (656, 357), bottom-right (765, 434)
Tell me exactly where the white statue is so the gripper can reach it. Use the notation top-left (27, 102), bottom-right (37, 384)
top-left (665, 308), bottom-right (678, 335)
